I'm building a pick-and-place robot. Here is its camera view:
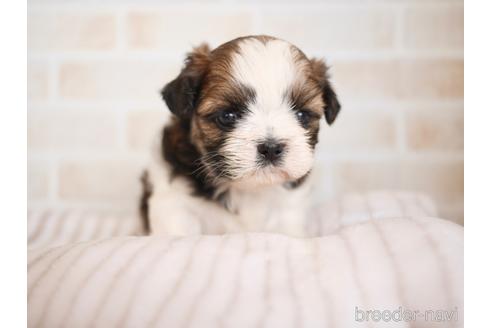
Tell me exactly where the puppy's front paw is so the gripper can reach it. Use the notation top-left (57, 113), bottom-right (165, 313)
top-left (151, 216), bottom-right (202, 236)
top-left (149, 206), bottom-right (202, 236)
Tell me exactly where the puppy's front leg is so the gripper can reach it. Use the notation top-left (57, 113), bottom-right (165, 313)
top-left (280, 211), bottom-right (309, 237)
top-left (148, 192), bottom-right (202, 236)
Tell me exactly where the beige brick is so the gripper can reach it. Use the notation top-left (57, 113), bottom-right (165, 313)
top-left (28, 62), bottom-right (49, 101)
top-left (59, 60), bottom-right (179, 101)
top-left (332, 159), bottom-right (463, 204)
top-left (332, 160), bottom-right (400, 192)
top-left (332, 60), bottom-right (399, 102)
top-left (28, 12), bottom-right (116, 51)
top-left (28, 111), bottom-right (118, 150)
top-left (28, 161), bottom-right (50, 200)
top-left (318, 111), bottom-right (396, 152)
top-left (403, 5), bottom-right (463, 50)
top-left (332, 59), bottom-right (463, 101)
top-left (261, 7), bottom-right (395, 52)
top-left (401, 59), bottom-right (463, 99)
top-left (59, 160), bottom-right (143, 201)
top-left (126, 110), bottom-right (170, 150)
top-left (406, 111), bottom-right (463, 151)
top-left (127, 11), bottom-right (252, 50)
top-left (399, 161), bottom-right (463, 201)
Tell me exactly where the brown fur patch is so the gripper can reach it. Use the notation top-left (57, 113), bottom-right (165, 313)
top-left (139, 170), bottom-right (152, 234)
top-left (162, 117), bottom-right (218, 197)
top-left (310, 58), bottom-right (330, 83)
top-left (190, 37), bottom-right (257, 153)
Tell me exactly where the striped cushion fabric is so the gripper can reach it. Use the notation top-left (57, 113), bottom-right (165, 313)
top-left (27, 210), bottom-right (144, 250)
top-left (28, 190), bottom-right (437, 249)
top-left (28, 217), bottom-right (463, 328)
top-left (307, 190), bottom-right (437, 236)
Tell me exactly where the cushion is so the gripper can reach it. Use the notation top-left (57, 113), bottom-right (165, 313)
top-left (28, 190), bottom-right (437, 249)
top-left (28, 217), bottom-right (462, 328)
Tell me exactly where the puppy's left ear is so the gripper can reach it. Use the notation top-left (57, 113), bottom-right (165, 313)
top-left (161, 43), bottom-right (211, 119)
top-left (310, 58), bottom-right (341, 125)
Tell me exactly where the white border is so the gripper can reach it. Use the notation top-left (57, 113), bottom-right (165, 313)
top-left (4, 0), bottom-right (481, 326)
top-left (464, 0), bottom-right (492, 326)
top-left (0, 0), bottom-right (27, 327)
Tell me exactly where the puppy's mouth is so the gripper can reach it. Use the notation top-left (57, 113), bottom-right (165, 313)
top-left (254, 164), bottom-right (292, 179)
top-left (276, 169), bottom-right (292, 180)
top-left (228, 165), bottom-right (295, 189)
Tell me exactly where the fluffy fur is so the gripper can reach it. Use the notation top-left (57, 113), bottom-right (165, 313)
top-left (141, 36), bottom-right (340, 236)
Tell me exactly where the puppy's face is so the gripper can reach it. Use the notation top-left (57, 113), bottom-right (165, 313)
top-left (162, 36), bottom-right (340, 189)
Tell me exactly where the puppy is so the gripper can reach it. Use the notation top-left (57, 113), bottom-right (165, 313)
top-left (141, 35), bottom-right (340, 237)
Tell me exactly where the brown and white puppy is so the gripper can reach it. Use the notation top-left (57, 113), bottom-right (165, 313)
top-left (141, 35), bottom-right (340, 236)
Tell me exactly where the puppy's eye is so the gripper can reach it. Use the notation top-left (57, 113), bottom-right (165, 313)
top-left (295, 110), bottom-right (312, 126)
top-left (217, 110), bottom-right (238, 127)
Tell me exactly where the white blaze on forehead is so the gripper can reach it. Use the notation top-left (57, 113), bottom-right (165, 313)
top-left (222, 38), bottom-right (314, 184)
top-left (230, 38), bottom-right (303, 110)
top-left (228, 38), bottom-right (308, 141)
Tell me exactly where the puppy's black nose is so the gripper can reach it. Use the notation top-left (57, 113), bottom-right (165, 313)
top-left (257, 141), bottom-right (285, 164)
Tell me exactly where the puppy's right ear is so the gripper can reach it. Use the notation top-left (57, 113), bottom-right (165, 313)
top-left (161, 44), bottom-right (211, 119)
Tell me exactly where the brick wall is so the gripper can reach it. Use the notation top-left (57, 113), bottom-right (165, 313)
top-left (27, 0), bottom-right (464, 224)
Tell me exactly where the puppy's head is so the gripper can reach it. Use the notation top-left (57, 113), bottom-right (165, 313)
top-left (162, 36), bottom-right (340, 189)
